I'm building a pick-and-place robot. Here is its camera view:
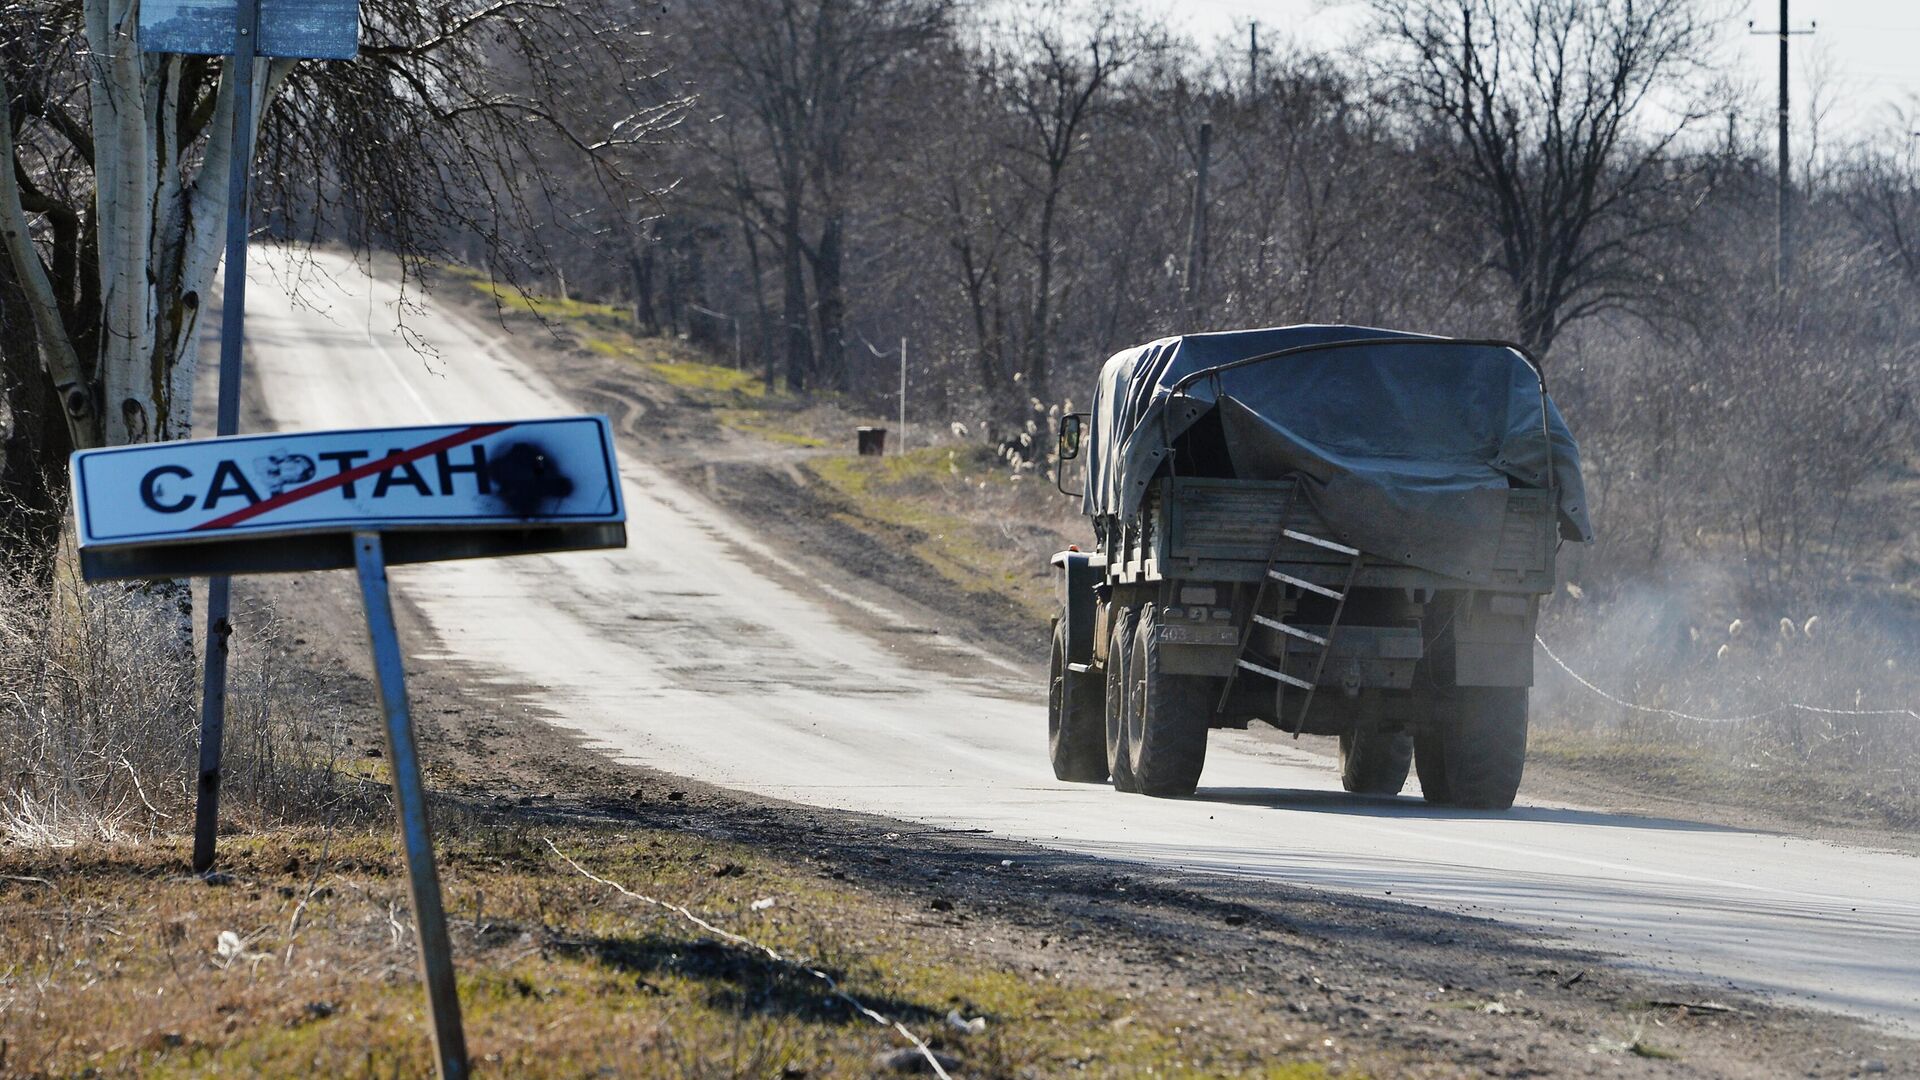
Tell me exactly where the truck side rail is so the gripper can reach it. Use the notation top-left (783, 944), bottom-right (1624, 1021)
top-left (1112, 477), bottom-right (1555, 593)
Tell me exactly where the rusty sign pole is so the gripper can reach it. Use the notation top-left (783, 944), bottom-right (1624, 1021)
top-left (192, 0), bottom-right (264, 874)
top-left (354, 531), bottom-right (469, 1079)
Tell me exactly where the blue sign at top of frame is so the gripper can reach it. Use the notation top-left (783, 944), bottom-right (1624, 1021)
top-left (141, 0), bottom-right (360, 60)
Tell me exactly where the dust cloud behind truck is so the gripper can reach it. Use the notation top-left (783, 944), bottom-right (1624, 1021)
top-left (1048, 325), bottom-right (1591, 809)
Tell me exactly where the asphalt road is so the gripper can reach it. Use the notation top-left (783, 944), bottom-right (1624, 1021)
top-left (237, 249), bottom-right (1920, 1032)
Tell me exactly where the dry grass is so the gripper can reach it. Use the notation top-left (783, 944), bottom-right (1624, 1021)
top-left (0, 562), bottom-right (357, 848)
top-left (0, 818), bottom-right (1337, 1079)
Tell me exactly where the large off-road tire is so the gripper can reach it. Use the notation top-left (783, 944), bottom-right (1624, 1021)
top-left (1124, 603), bottom-right (1211, 797)
top-left (1049, 619), bottom-right (1108, 782)
top-left (1105, 606), bottom-right (1140, 792)
top-left (1414, 687), bottom-right (1529, 809)
top-left (1339, 730), bottom-right (1413, 795)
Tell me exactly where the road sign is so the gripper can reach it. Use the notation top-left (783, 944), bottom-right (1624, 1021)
top-left (141, 0), bottom-right (360, 59)
top-left (72, 415), bottom-right (625, 1080)
top-left (73, 417), bottom-right (625, 581)
top-left (129, 2), bottom-right (479, 1068)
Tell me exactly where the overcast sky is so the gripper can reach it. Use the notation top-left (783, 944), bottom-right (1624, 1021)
top-left (1148, 1), bottom-right (1920, 144)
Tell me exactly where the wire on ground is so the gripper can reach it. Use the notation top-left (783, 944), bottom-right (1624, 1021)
top-left (544, 837), bottom-right (953, 1079)
top-left (1535, 635), bottom-right (1919, 724)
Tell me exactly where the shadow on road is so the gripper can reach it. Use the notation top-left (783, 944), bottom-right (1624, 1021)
top-left (1186, 785), bottom-right (1751, 834)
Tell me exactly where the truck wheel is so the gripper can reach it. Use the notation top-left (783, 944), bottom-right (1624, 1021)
top-left (1339, 730), bottom-right (1412, 795)
top-left (1415, 687), bottom-right (1528, 810)
top-left (1049, 619), bottom-right (1108, 782)
top-left (1105, 606), bottom-right (1140, 792)
top-left (1125, 603), bottom-right (1211, 797)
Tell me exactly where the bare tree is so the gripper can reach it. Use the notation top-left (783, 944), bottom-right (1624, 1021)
top-left (899, 6), bottom-right (1147, 421)
top-left (987, 7), bottom-right (1147, 405)
top-left (682, 0), bottom-right (947, 392)
top-left (1838, 107), bottom-right (1920, 286)
top-left (0, 255), bottom-right (69, 564)
top-left (1371, 0), bottom-right (1717, 355)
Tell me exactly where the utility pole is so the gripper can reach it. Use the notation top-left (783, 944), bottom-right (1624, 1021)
top-left (1751, 3), bottom-right (1816, 293)
top-left (1182, 120), bottom-right (1213, 328)
top-left (898, 336), bottom-right (908, 452)
top-left (1247, 22), bottom-right (1261, 105)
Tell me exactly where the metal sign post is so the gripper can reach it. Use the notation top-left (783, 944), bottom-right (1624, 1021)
top-left (354, 530), bottom-right (469, 1078)
top-left (71, 416), bottom-right (626, 1080)
top-left (141, 0), bottom-right (365, 874)
top-left (192, 0), bottom-right (262, 876)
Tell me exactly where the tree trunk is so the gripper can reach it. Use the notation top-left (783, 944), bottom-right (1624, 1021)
top-left (1024, 184), bottom-right (1061, 406)
top-left (90, 0), bottom-right (161, 447)
top-left (1517, 293), bottom-right (1556, 359)
top-left (661, 225), bottom-right (684, 337)
top-left (779, 184), bottom-right (814, 391)
top-left (741, 215), bottom-right (774, 393)
top-left (630, 248), bottom-right (659, 335)
top-left (0, 262), bottom-right (73, 576)
top-left (809, 211), bottom-right (848, 393)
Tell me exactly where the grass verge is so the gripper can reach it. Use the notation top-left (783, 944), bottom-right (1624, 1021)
top-left (0, 813), bottom-right (1335, 1078)
top-left (802, 446), bottom-right (1062, 625)
top-left (1527, 726), bottom-right (1920, 833)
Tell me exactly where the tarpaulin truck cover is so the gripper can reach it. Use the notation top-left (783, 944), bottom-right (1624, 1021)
top-left (1084, 325), bottom-right (1592, 583)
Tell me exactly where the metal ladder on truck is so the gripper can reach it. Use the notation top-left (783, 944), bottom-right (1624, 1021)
top-left (1214, 485), bottom-right (1366, 735)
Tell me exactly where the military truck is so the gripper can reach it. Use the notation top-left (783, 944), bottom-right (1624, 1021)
top-left (1047, 326), bottom-right (1591, 808)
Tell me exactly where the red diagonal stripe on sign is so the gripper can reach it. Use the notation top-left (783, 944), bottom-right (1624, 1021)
top-left (192, 422), bottom-right (514, 532)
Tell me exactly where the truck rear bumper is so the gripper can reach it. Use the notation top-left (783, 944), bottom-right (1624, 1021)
top-left (1157, 623), bottom-right (1422, 688)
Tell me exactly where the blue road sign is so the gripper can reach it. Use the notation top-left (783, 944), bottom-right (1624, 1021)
top-left (141, 0), bottom-right (359, 59)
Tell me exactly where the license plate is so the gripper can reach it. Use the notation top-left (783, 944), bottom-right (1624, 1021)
top-left (1156, 624), bottom-right (1238, 646)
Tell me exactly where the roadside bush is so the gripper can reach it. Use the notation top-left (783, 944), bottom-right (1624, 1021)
top-left (0, 561), bottom-right (351, 846)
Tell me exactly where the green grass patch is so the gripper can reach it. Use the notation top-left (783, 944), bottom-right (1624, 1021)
top-left (642, 357), bottom-right (768, 400)
top-left (464, 276), bottom-right (629, 326)
top-left (436, 263), bottom-right (768, 409)
top-left (720, 411), bottom-right (826, 447)
top-left (809, 444), bottom-right (1003, 493)
top-left (1526, 729), bottom-right (1731, 783)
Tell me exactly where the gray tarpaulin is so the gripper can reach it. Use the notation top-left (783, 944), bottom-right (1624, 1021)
top-left (1083, 325), bottom-right (1592, 582)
